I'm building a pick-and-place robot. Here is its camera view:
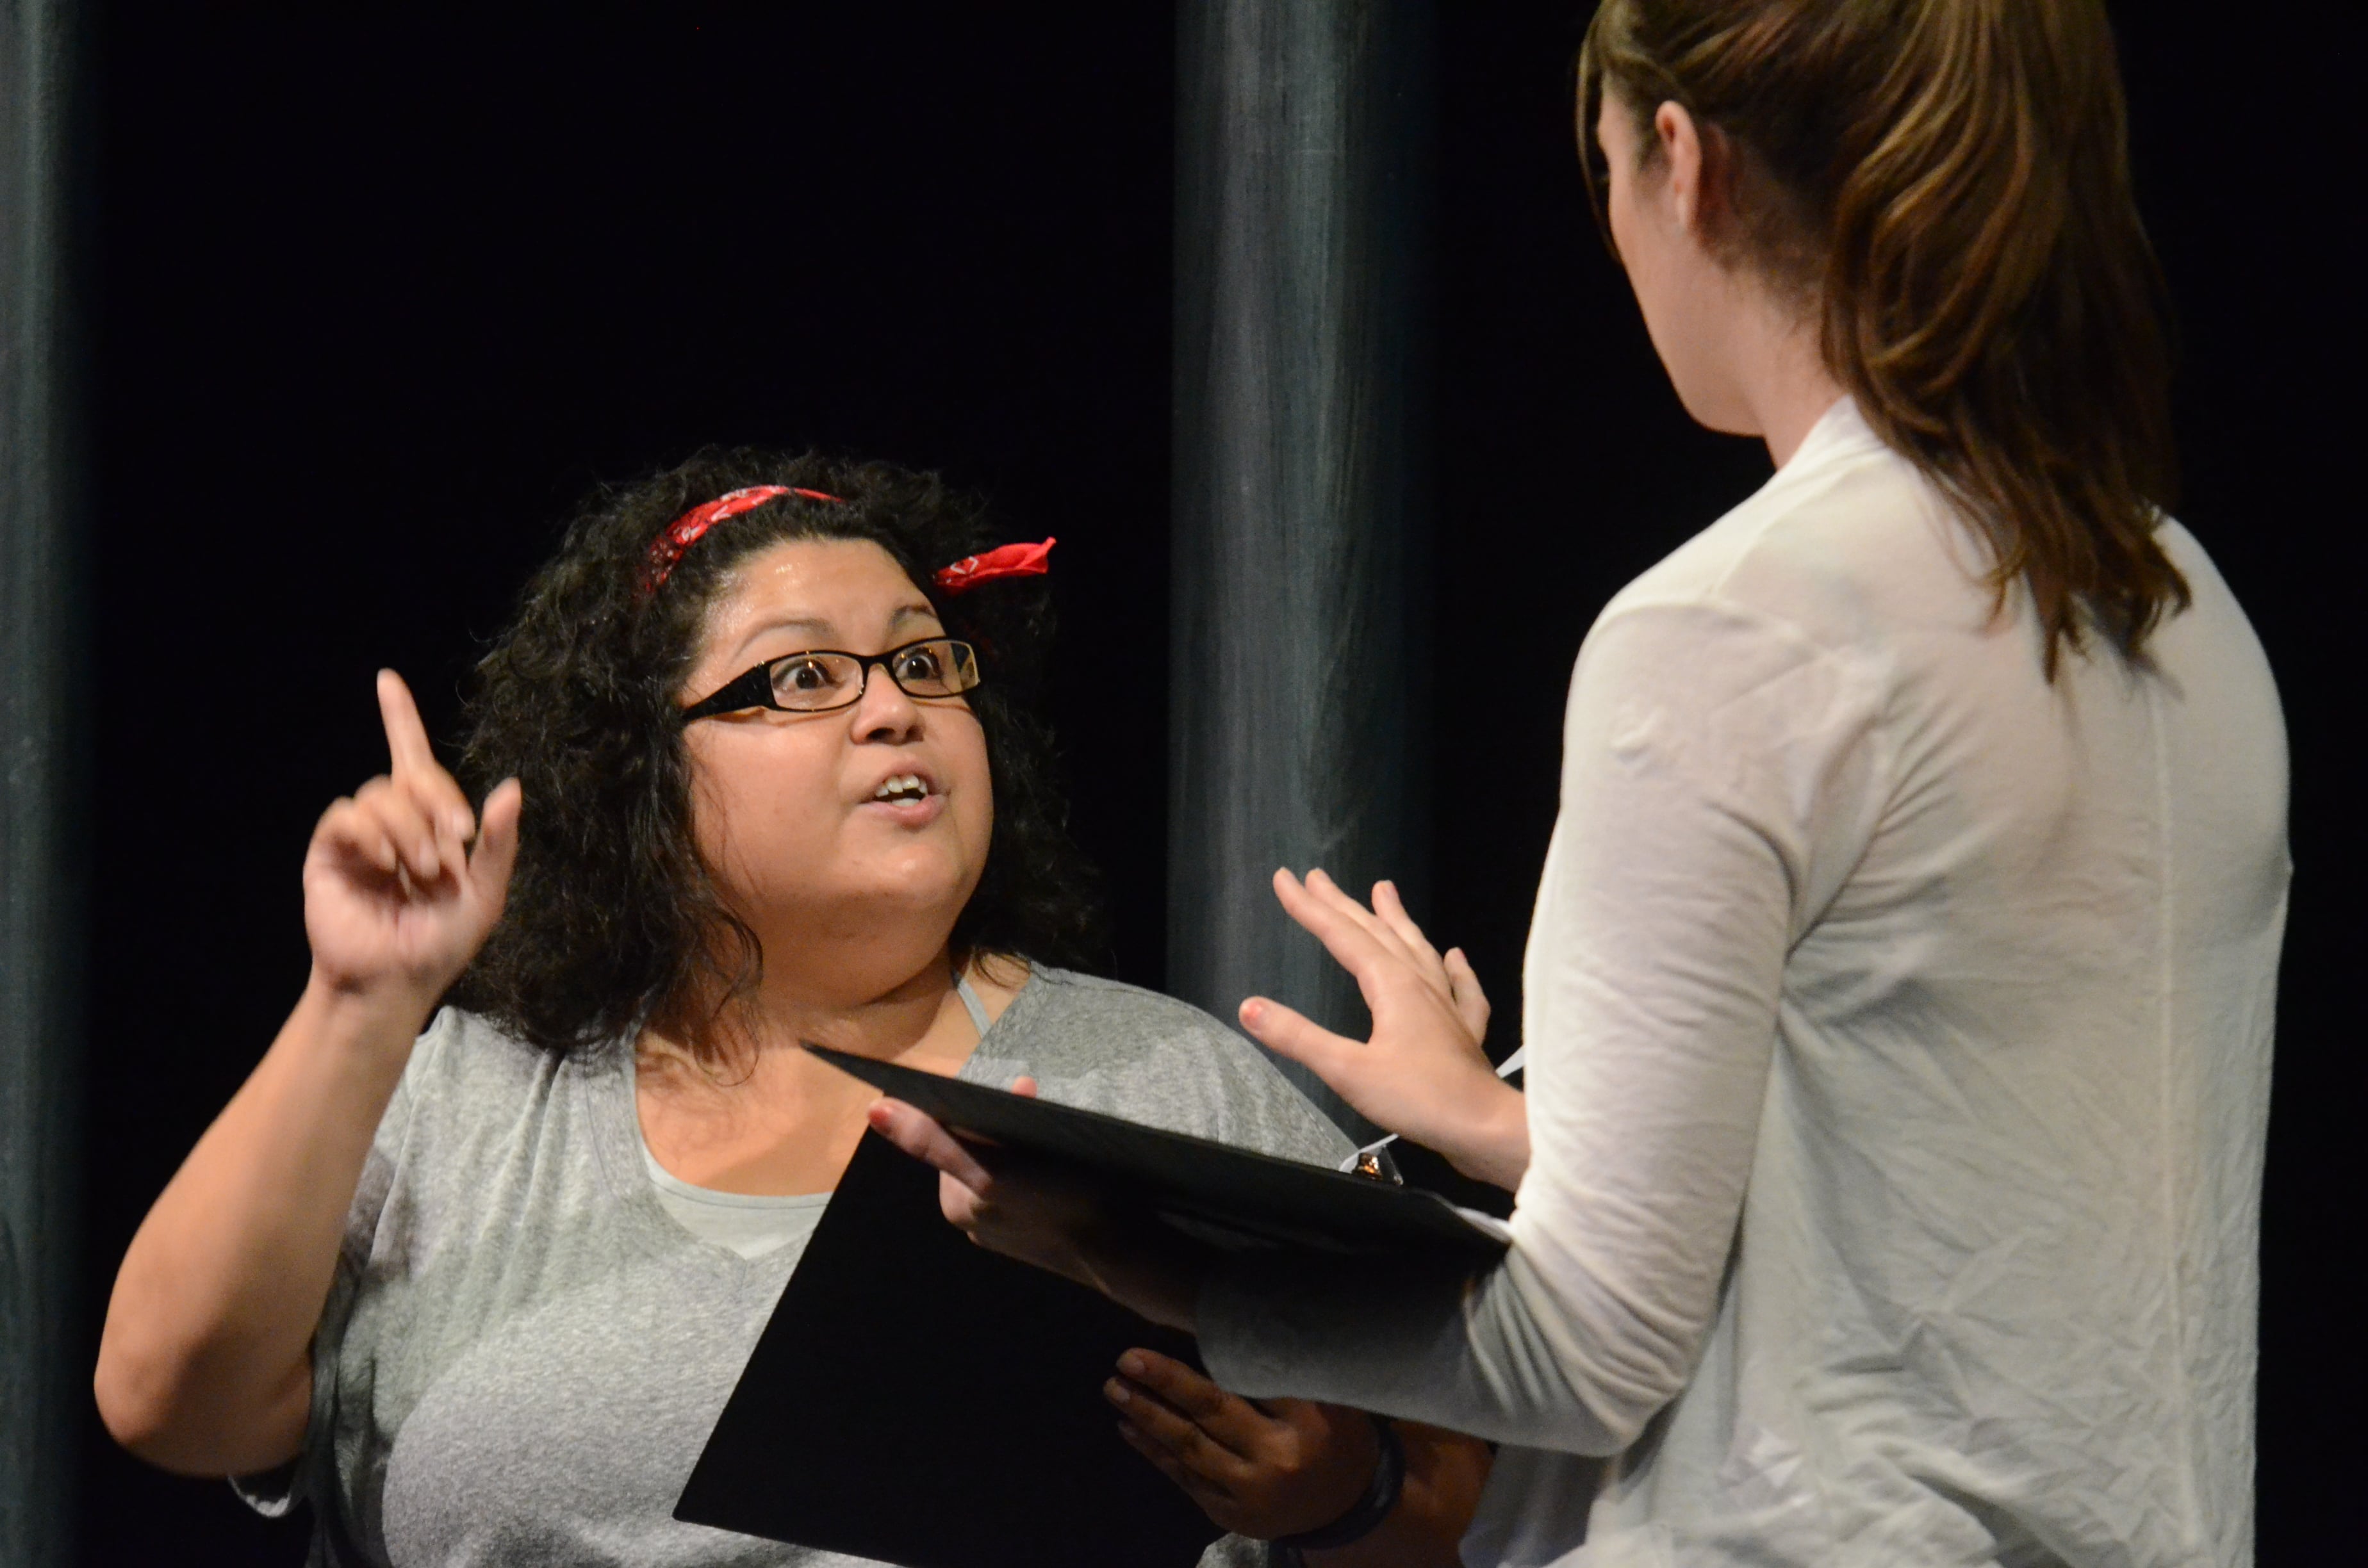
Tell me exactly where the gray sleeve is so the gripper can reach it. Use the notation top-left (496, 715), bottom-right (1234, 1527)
top-left (228, 1258), bottom-right (365, 1532)
top-left (1197, 1534), bottom-right (1283, 1568)
top-left (1197, 1244), bottom-right (1632, 1457)
top-left (228, 1008), bottom-right (455, 1523)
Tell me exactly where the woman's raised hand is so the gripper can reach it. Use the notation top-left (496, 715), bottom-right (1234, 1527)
top-left (303, 671), bottom-right (521, 1013)
top-left (1240, 870), bottom-right (1529, 1190)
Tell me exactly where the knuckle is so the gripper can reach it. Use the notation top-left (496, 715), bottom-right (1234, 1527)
top-left (367, 789), bottom-right (418, 825)
top-left (395, 767), bottom-right (447, 804)
top-left (1141, 1407), bottom-right (1191, 1449)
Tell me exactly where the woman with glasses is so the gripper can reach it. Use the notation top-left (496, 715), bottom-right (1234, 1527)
top-left (92, 452), bottom-right (1488, 1566)
top-left (880, 3), bottom-right (2288, 1564)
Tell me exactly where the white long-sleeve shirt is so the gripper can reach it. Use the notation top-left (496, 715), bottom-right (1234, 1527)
top-left (1201, 400), bottom-right (2287, 1567)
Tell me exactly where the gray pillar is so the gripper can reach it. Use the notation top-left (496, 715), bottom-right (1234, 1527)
top-left (2, 2), bottom-right (85, 1564)
top-left (1169, 0), bottom-right (1431, 1135)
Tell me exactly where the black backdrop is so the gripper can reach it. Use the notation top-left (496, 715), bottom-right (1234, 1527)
top-left (74, 6), bottom-right (2359, 1564)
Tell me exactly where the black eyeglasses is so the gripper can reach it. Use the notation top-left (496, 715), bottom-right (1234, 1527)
top-left (679, 637), bottom-right (982, 724)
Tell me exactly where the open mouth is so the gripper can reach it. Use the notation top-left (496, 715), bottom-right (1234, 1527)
top-left (872, 773), bottom-right (933, 806)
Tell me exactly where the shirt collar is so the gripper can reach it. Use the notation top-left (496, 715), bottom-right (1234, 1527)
top-left (1777, 395), bottom-right (1888, 479)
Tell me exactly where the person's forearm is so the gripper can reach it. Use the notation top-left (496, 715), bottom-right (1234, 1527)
top-left (1442, 1078), bottom-right (1529, 1191)
top-left (1200, 1246), bottom-right (1638, 1457)
top-left (94, 971), bottom-right (430, 1474)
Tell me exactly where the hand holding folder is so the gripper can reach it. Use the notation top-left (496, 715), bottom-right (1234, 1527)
top-left (676, 1129), bottom-right (1221, 1568)
top-left (859, 1073), bottom-right (1216, 1335)
top-left (680, 1054), bottom-right (1506, 1567)
top-left (849, 1046), bottom-right (1509, 1332)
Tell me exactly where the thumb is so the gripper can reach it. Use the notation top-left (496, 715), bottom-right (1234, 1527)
top-left (468, 778), bottom-right (523, 902)
top-left (1238, 996), bottom-right (1363, 1089)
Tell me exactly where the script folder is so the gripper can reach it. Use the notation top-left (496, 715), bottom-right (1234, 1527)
top-left (676, 1049), bottom-right (1508, 1568)
top-left (802, 1045), bottom-right (1513, 1257)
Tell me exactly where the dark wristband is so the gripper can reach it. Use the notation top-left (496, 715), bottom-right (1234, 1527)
top-left (1276, 1413), bottom-right (1405, 1557)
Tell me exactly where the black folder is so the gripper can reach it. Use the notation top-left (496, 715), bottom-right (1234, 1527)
top-left (799, 1045), bottom-right (1513, 1258)
top-left (675, 1130), bottom-right (1219, 1567)
top-left (676, 1052), bottom-right (1508, 1567)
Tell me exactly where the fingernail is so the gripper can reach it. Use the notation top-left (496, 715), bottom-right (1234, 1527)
top-left (1118, 1351), bottom-right (1146, 1376)
top-left (1105, 1378), bottom-right (1130, 1405)
top-left (1239, 999), bottom-right (1266, 1027)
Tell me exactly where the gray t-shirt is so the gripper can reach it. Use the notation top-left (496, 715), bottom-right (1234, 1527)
top-left (245, 965), bottom-right (1353, 1567)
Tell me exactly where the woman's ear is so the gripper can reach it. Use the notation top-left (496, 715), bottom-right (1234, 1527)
top-left (1653, 100), bottom-right (1706, 239)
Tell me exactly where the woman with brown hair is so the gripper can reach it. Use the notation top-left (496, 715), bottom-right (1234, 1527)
top-left (880, 2), bottom-right (2287, 1563)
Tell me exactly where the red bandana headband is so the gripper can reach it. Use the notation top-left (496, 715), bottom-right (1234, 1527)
top-left (933, 537), bottom-right (1056, 594)
top-left (639, 486), bottom-right (842, 594)
top-left (639, 484), bottom-right (1057, 599)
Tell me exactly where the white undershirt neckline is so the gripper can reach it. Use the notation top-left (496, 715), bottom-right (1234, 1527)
top-left (636, 974), bottom-right (995, 1259)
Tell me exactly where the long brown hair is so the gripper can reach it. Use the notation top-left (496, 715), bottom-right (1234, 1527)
top-left (1579, 0), bottom-right (2187, 673)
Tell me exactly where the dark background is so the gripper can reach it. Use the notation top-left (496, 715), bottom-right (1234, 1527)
top-left (71, 4), bottom-right (2358, 1564)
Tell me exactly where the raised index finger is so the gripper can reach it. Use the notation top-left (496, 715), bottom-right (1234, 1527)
top-left (376, 669), bottom-right (438, 778)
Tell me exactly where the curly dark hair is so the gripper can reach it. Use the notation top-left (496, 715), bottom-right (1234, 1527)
top-left (447, 447), bottom-right (1106, 1058)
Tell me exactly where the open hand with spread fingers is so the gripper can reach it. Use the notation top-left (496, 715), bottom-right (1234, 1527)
top-left (1238, 870), bottom-right (1529, 1190)
top-left (304, 670), bottom-right (522, 1017)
